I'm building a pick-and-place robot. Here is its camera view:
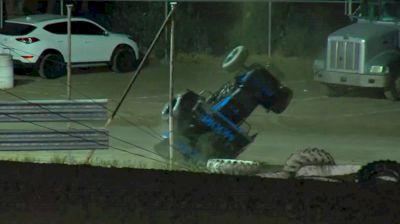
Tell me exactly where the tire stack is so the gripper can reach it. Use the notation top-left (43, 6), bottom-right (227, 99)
top-left (206, 159), bottom-right (262, 176)
top-left (206, 148), bottom-right (336, 178)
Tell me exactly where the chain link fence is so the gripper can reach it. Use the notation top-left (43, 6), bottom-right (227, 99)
top-left (107, 1), bottom-right (351, 58)
top-left (8, 1), bottom-right (354, 58)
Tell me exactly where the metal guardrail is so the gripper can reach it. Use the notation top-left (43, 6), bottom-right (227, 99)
top-left (0, 129), bottom-right (109, 150)
top-left (0, 99), bottom-right (109, 151)
top-left (0, 99), bottom-right (108, 122)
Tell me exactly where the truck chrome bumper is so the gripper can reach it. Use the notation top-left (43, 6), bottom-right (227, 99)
top-left (314, 70), bottom-right (388, 88)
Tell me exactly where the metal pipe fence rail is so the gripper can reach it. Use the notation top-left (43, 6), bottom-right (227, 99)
top-left (0, 99), bottom-right (109, 151)
top-left (0, 99), bottom-right (108, 122)
top-left (0, 129), bottom-right (109, 151)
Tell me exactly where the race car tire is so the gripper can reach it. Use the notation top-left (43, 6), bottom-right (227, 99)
top-left (206, 158), bottom-right (263, 176)
top-left (357, 160), bottom-right (400, 183)
top-left (270, 86), bottom-right (293, 114)
top-left (222, 45), bottom-right (249, 73)
top-left (282, 148), bottom-right (336, 175)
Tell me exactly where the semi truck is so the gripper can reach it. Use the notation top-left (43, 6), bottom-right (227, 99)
top-left (313, 0), bottom-right (400, 100)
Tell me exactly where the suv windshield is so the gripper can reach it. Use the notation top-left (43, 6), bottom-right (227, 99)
top-left (0, 22), bottom-right (36, 35)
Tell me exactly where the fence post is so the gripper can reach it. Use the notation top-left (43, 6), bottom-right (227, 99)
top-left (60, 0), bottom-right (64, 15)
top-left (0, 0), bottom-right (3, 29)
top-left (169, 1), bottom-right (177, 170)
top-left (66, 4), bottom-right (73, 100)
top-left (268, 0), bottom-right (272, 57)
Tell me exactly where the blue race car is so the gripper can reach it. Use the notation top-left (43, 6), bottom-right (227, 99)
top-left (154, 46), bottom-right (293, 164)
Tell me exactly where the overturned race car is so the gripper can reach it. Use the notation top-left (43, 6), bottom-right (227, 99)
top-left (154, 46), bottom-right (293, 165)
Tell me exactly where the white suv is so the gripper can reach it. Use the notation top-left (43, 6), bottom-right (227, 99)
top-left (0, 14), bottom-right (140, 79)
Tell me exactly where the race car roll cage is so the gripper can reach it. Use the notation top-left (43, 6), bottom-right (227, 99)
top-left (154, 46), bottom-right (293, 164)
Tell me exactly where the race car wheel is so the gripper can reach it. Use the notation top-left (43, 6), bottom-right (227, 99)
top-left (38, 53), bottom-right (66, 79)
top-left (383, 75), bottom-right (400, 101)
top-left (283, 148), bottom-right (336, 175)
top-left (357, 160), bottom-right (400, 183)
top-left (207, 158), bottom-right (263, 176)
top-left (111, 46), bottom-right (136, 73)
top-left (270, 86), bottom-right (293, 114)
top-left (222, 45), bottom-right (249, 73)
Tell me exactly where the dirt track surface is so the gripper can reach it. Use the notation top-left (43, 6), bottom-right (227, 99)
top-left (0, 56), bottom-right (399, 168)
top-left (0, 58), bottom-right (399, 223)
top-left (0, 160), bottom-right (399, 224)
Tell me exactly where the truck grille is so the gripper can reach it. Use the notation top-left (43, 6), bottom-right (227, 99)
top-left (328, 39), bottom-right (362, 73)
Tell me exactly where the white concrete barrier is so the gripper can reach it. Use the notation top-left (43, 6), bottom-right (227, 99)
top-left (0, 54), bottom-right (13, 89)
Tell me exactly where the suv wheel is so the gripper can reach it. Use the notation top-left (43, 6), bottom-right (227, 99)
top-left (38, 53), bottom-right (66, 79)
top-left (383, 75), bottom-right (400, 101)
top-left (111, 47), bottom-right (135, 73)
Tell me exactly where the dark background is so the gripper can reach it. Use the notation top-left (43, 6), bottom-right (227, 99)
top-left (3, 0), bottom-right (351, 57)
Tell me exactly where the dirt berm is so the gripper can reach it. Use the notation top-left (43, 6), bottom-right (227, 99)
top-left (0, 161), bottom-right (398, 224)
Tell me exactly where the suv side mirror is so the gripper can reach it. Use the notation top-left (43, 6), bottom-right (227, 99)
top-left (103, 31), bottom-right (109, 36)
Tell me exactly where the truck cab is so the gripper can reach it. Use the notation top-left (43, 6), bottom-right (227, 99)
top-left (313, 0), bottom-right (400, 100)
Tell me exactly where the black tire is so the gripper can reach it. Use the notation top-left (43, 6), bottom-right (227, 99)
top-left (383, 75), bottom-right (400, 101)
top-left (325, 84), bottom-right (347, 97)
top-left (111, 47), bottom-right (136, 73)
top-left (270, 86), bottom-right (293, 114)
top-left (206, 158), bottom-right (263, 175)
top-left (283, 148), bottom-right (336, 174)
top-left (222, 45), bottom-right (249, 73)
top-left (38, 53), bottom-right (66, 79)
top-left (357, 160), bottom-right (400, 183)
